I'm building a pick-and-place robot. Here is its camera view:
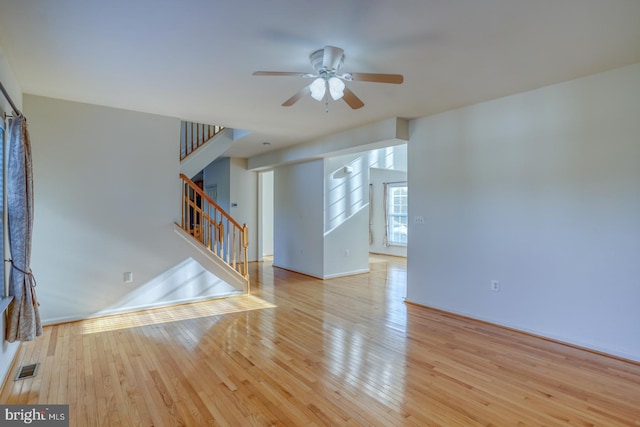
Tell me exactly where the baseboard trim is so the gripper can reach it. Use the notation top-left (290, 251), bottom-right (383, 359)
top-left (405, 300), bottom-right (640, 367)
top-left (271, 264), bottom-right (323, 280)
top-left (323, 268), bottom-right (369, 279)
top-left (270, 264), bottom-right (370, 280)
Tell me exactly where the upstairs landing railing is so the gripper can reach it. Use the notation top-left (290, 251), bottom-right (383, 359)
top-left (179, 174), bottom-right (249, 284)
top-left (180, 121), bottom-right (225, 161)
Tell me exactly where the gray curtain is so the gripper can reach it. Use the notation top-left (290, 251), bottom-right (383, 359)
top-left (6, 114), bottom-right (42, 342)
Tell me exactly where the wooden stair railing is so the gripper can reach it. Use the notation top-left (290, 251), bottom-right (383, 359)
top-left (179, 174), bottom-right (249, 288)
top-left (180, 121), bottom-right (225, 161)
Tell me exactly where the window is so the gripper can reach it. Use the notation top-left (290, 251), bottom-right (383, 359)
top-left (385, 182), bottom-right (408, 246)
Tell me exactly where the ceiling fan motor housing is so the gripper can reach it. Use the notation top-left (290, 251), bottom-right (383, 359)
top-left (310, 46), bottom-right (344, 74)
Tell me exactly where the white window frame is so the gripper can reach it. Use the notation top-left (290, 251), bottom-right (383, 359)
top-left (384, 181), bottom-right (408, 247)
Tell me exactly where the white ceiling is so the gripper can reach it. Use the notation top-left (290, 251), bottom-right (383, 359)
top-left (1, 0), bottom-right (640, 158)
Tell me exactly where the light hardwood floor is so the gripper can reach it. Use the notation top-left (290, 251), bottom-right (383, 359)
top-left (2, 255), bottom-right (639, 426)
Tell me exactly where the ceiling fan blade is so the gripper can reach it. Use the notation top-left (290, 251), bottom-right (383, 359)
top-left (322, 46), bottom-right (344, 71)
top-left (282, 86), bottom-right (311, 107)
top-left (346, 72), bottom-right (404, 84)
top-left (253, 71), bottom-right (313, 77)
top-left (342, 87), bottom-right (364, 110)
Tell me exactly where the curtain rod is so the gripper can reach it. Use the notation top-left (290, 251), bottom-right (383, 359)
top-left (0, 80), bottom-right (22, 116)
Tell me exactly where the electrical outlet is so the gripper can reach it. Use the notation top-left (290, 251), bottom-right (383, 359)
top-left (414, 215), bottom-right (425, 224)
top-left (491, 280), bottom-right (500, 292)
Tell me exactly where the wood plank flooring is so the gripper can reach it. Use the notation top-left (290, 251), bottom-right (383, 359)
top-left (2, 255), bottom-right (639, 426)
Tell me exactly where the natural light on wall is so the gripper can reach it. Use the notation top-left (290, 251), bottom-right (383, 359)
top-left (326, 157), bottom-right (366, 233)
top-left (367, 146), bottom-right (396, 170)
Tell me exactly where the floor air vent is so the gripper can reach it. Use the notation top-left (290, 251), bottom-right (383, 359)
top-left (14, 363), bottom-right (39, 381)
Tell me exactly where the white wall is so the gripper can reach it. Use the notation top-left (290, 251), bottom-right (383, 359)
top-left (248, 118), bottom-right (407, 170)
top-left (202, 157), bottom-right (258, 262)
top-left (273, 160), bottom-right (324, 278)
top-left (229, 157), bottom-right (258, 262)
top-left (203, 157), bottom-right (230, 211)
top-left (368, 144), bottom-right (408, 172)
top-left (25, 95), bottom-right (241, 324)
top-left (0, 45), bottom-right (20, 387)
top-left (323, 153), bottom-right (370, 277)
top-left (273, 146), bottom-right (409, 278)
top-left (259, 171), bottom-right (274, 258)
top-left (407, 63), bottom-right (640, 361)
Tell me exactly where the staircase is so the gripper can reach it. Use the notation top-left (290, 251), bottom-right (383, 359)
top-left (177, 121), bottom-right (250, 293)
top-left (180, 121), bottom-right (224, 160)
top-left (179, 121), bottom-right (235, 179)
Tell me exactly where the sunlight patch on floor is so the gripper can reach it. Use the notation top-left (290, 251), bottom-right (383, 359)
top-left (79, 295), bottom-right (276, 335)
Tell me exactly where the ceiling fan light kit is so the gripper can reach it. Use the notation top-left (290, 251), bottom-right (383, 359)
top-left (310, 77), bottom-right (326, 101)
top-left (328, 77), bottom-right (345, 100)
top-left (253, 45), bottom-right (403, 110)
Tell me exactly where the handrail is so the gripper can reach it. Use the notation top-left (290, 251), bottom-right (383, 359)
top-left (180, 174), bottom-right (242, 228)
top-left (180, 121), bottom-right (225, 161)
top-left (179, 174), bottom-right (249, 282)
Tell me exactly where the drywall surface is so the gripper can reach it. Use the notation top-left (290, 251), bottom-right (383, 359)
top-left (273, 160), bottom-right (324, 278)
top-left (203, 157), bottom-right (231, 212)
top-left (229, 157), bottom-right (258, 262)
top-left (259, 171), bottom-right (274, 257)
top-left (25, 95), bottom-right (240, 324)
top-left (323, 153), bottom-right (370, 277)
top-left (407, 63), bottom-right (640, 361)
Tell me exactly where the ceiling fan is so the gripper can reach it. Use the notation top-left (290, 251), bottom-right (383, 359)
top-left (253, 46), bottom-right (404, 110)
